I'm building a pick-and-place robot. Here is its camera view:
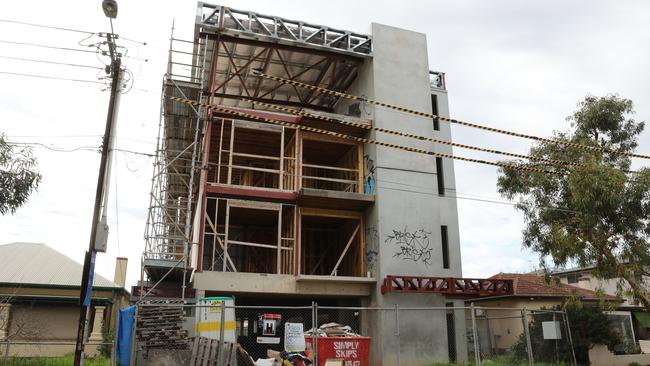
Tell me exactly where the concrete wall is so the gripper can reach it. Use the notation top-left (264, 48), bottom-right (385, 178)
top-left (589, 344), bottom-right (650, 366)
top-left (356, 23), bottom-right (465, 365)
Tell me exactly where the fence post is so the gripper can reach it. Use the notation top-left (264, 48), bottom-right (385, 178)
top-left (110, 339), bottom-right (116, 366)
top-left (521, 308), bottom-right (534, 366)
top-left (470, 302), bottom-right (481, 366)
top-left (130, 305), bottom-right (138, 366)
top-left (219, 301), bottom-right (226, 366)
top-left (562, 311), bottom-right (578, 366)
top-left (394, 304), bottom-right (400, 366)
top-left (312, 301), bottom-right (318, 366)
top-left (2, 342), bottom-right (9, 366)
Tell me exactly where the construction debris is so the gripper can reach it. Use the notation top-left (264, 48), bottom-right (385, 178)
top-left (136, 300), bottom-right (189, 349)
top-left (304, 323), bottom-right (361, 337)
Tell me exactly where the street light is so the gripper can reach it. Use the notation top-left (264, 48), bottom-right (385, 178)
top-left (102, 0), bottom-right (118, 18)
top-left (73, 2), bottom-right (121, 365)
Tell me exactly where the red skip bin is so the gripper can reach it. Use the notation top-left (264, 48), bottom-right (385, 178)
top-left (305, 336), bottom-right (371, 366)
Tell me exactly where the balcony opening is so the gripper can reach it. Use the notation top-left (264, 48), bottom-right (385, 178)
top-left (209, 119), bottom-right (296, 190)
top-left (300, 208), bottom-right (363, 277)
top-left (301, 132), bottom-right (361, 193)
top-left (202, 197), bottom-right (295, 274)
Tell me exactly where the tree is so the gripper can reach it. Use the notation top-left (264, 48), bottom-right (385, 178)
top-left (497, 95), bottom-right (650, 309)
top-left (0, 132), bottom-right (41, 214)
top-left (512, 301), bottom-right (620, 365)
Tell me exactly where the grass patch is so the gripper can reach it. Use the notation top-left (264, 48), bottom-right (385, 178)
top-left (429, 355), bottom-right (570, 366)
top-left (4, 354), bottom-right (110, 366)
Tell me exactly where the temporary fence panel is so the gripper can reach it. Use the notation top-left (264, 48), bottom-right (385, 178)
top-left (131, 303), bottom-right (576, 366)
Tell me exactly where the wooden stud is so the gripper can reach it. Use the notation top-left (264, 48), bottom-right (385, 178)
top-left (330, 224), bottom-right (360, 276)
top-left (277, 209), bottom-right (282, 274)
top-left (279, 126), bottom-right (285, 190)
top-left (300, 207), bottom-right (362, 220)
top-left (227, 121), bottom-right (235, 185)
top-left (357, 143), bottom-right (364, 193)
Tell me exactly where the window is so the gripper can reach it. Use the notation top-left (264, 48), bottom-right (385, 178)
top-left (567, 273), bottom-right (579, 284)
top-left (436, 157), bottom-right (445, 195)
top-left (431, 94), bottom-right (439, 130)
top-left (441, 225), bottom-right (450, 269)
top-left (446, 302), bottom-right (456, 362)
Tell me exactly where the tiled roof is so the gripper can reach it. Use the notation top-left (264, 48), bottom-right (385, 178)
top-left (0, 242), bottom-right (119, 289)
top-left (489, 272), bottom-right (616, 300)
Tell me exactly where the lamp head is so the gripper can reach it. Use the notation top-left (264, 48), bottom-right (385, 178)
top-left (102, 0), bottom-right (118, 19)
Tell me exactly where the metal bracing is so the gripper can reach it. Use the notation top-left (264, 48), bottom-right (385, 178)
top-left (197, 3), bottom-right (372, 57)
top-left (381, 276), bottom-right (515, 297)
top-left (143, 28), bottom-right (210, 284)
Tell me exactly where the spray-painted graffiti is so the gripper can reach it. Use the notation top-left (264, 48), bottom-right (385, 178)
top-left (363, 155), bottom-right (376, 194)
top-left (385, 227), bottom-right (432, 266)
top-left (365, 227), bottom-right (379, 273)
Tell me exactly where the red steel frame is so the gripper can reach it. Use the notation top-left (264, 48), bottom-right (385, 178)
top-left (381, 275), bottom-right (514, 298)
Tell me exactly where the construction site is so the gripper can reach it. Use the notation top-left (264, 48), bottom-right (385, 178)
top-left (137, 2), bottom-right (514, 365)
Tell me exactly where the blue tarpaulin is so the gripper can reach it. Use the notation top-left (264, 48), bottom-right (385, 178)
top-left (116, 305), bottom-right (135, 366)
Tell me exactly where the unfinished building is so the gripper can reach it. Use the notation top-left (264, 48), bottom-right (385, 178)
top-left (140, 3), bottom-right (495, 364)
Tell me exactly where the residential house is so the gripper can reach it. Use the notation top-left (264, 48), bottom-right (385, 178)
top-left (0, 242), bottom-right (129, 357)
top-left (466, 273), bottom-right (622, 354)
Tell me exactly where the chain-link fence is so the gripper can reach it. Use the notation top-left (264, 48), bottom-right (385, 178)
top-left (131, 302), bottom-right (579, 366)
top-left (467, 305), bottom-right (576, 366)
top-left (0, 341), bottom-right (114, 366)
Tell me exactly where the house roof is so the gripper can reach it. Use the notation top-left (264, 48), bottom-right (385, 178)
top-left (0, 242), bottom-right (120, 289)
top-left (487, 272), bottom-right (617, 300)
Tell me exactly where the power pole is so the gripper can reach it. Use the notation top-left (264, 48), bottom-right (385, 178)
top-left (74, 29), bottom-right (122, 366)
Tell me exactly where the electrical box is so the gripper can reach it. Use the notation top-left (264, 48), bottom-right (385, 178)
top-left (94, 216), bottom-right (109, 252)
top-left (542, 321), bottom-right (562, 340)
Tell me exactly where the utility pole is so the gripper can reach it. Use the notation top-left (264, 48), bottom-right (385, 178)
top-left (74, 3), bottom-right (121, 362)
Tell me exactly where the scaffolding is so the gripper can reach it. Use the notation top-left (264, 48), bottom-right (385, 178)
top-left (140, 2), bottom-right (376, 300)
top-left (142, 27), bottom-right (208, 289)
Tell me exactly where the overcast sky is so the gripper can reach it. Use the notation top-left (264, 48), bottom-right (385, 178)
top-left (1, 1), bottom-right (649, 288)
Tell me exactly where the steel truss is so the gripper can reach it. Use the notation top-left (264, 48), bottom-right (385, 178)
top-left (197, 3), bottom-right (372, 57)
top-left (381, 275), bottom-right (514, 298)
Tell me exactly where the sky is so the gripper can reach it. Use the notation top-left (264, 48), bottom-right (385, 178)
top-left (0, 0), bottom-right (649, 288)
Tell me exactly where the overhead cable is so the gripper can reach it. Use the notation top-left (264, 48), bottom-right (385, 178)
top-left (0, 71), bottom-right (103, 85)
top-left (169, 96), bottom-right (564, 176)
top-left (253, 71), bottom-right (650, 161)
top-left (0, 19), bottom-right (94, 34)
top-left (0, 55), bottom-right (102, 70)
top-left (0, 39), bottom-right (98, 54)
top-left (245, 99), bottom-right (581, 168)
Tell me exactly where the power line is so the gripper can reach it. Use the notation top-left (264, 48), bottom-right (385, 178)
top-left (0, 39), bottom-right (98, 54)
top-left (6, 141), bottom-right (99, 153)
top-left (0, 71), bottom-right (103, 85)
top-left (254, 71), bottom-right (650, 161)
top-left (248, 99), bottom-right (581, 168)
top-left (171, 96), bottom-right (563, 176)
top-left (0, 55), bottom-right (102, 70)
top-left (0, 19), bottom-right (94, 34)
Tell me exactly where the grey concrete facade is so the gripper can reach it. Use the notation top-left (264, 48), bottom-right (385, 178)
top-left (348, 23), bottom-right (466, 365)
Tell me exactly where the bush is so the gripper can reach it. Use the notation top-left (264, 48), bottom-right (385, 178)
top-left (511, 301), bottom-right (620, 365)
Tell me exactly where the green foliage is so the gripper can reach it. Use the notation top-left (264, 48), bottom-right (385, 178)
top-left (0, 132), bottom-right (42, 215)
top-left (511, 302), bottom-right (619, 365)
top-left (4, 353), bottom-right (110, 366)
top-left (496, 94), bottom-right (650, 308)
top-left (628, 362), bottom-right (642, 366)
top-left (99, 328), bottom-right (115, 358)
